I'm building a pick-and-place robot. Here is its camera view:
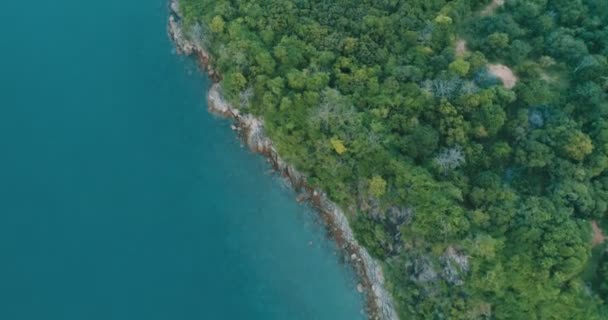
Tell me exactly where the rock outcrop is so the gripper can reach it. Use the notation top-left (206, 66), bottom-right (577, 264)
top-left (441, 246), bottom-right (469, 286)
top-left (168, 1), bottom-right (399, 319)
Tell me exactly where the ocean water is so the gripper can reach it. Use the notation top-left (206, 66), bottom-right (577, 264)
top-left (0, 1), bottom-right (365, 319)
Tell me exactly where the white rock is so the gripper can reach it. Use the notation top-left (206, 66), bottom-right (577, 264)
top-left (357, 283), bottom-right (364, 293)
top-left (170, 1), bottom-right (180, 15)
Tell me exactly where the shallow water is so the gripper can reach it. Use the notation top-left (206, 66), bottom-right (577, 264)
top-left (0, 1), bottom-right (365, 319)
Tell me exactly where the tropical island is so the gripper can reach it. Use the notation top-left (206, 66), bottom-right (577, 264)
top-left (171, 0), bottom-right (608, 318)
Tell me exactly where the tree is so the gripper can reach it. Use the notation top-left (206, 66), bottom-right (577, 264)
top-left (309, 88), bottom-right (357, 135)
top-left (210, 15), bottom-right (225, 33)
top-left (403, 125), bottom-right (439, 160)
top-left (330, 138), bottom-right (347, 155)
top-left (562, 131), bottom-right (594, 161)
top-left (254, 51), bottom-right (276, 75)
top-left (435, 146), bottom-right (466, 173)
top-left (449, 59), bottom-right (471, 76)
top-left (434, 14), bottom-right (453, 26)
top-left (273, 36), bottom-right (308, 68)
top-left (223, 72), bottom-right (247, 96)
top-left (509, 39), bottom-right (531, 64)
top-left (487, 32), bottom-right (509, 51)
top-left (369, 176), bottom-right (387, 198)
top-left (516, 139), bottom-right (553, 168)
top-left (286, 69), bottom-right (308, 91)
top-left (472, 103), bottom-right (506, 137)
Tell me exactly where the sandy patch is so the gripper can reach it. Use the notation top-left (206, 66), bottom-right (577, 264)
top-left (481, 0), bottom-right (505, 16)
top-left (592, 220), bottom-right (606, 246)
top-left (455, 39), bottom-right (468, 57)
top-left (488, 64), bottom-right (517, 89)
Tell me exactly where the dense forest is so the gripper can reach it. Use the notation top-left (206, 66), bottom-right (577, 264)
top-left (178, 0), bottom-right (608, 318)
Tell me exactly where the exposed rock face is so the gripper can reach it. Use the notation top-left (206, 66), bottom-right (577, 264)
top-left (168, 1), bottom-right (399, 319)
top-left (167, 6), bottom-right (215, 79)
top-left (168, 15), bottom-right (195, 55)
top-left (387, 206), bottom-right (413, 226)
top-left (411, 247), bottom-right (469, 287)
top-left (441, 246), bottom-right (469, 286)
top-left (412, 256), bottom-right (439, 284)
top-left (170, 0), bottom-right (180, 15)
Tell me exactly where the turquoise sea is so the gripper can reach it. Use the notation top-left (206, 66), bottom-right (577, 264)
top-left (0, 1), bottom-right (365, 319)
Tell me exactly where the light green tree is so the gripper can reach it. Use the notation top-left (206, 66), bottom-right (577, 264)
top-left (210, 16), bottom-right (225, 33)
top-left (369, 176), bottom-right (387, 198)
top-left (449, 59), bottom-right (470, 76)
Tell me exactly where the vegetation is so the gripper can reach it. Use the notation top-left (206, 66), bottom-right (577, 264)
top-left (179, 0), bottom-right (608, 318)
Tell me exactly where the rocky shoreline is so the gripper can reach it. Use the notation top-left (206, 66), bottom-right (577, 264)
top-left (168, 2), bottom-right (398, 319)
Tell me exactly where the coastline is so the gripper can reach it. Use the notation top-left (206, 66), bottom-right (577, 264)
top-left (168, 2), bottom-right (398, 319)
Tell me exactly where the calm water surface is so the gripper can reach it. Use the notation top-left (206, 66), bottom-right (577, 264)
top-left (0, 1), bottom-right (365, 319)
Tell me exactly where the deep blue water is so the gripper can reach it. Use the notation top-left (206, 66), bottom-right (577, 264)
top-left (0, 1), bottom-right (365, 319)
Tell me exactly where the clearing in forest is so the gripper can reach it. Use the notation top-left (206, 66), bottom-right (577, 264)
top-left (481, 0), bottom-right (505, 16)
top-left (455, 39), bottom-right (468, 57)
top-left (592, 220), bottom-right (606, 246)
top-left (488, 64), bottom-right (518, 89)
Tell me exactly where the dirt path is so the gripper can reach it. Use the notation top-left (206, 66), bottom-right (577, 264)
top-left (455, 39), bottom-right (468, 57)
top-left (592, 220), bottom-right (606, 246)
top-left (481, 0), bottom-right (505, 16)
